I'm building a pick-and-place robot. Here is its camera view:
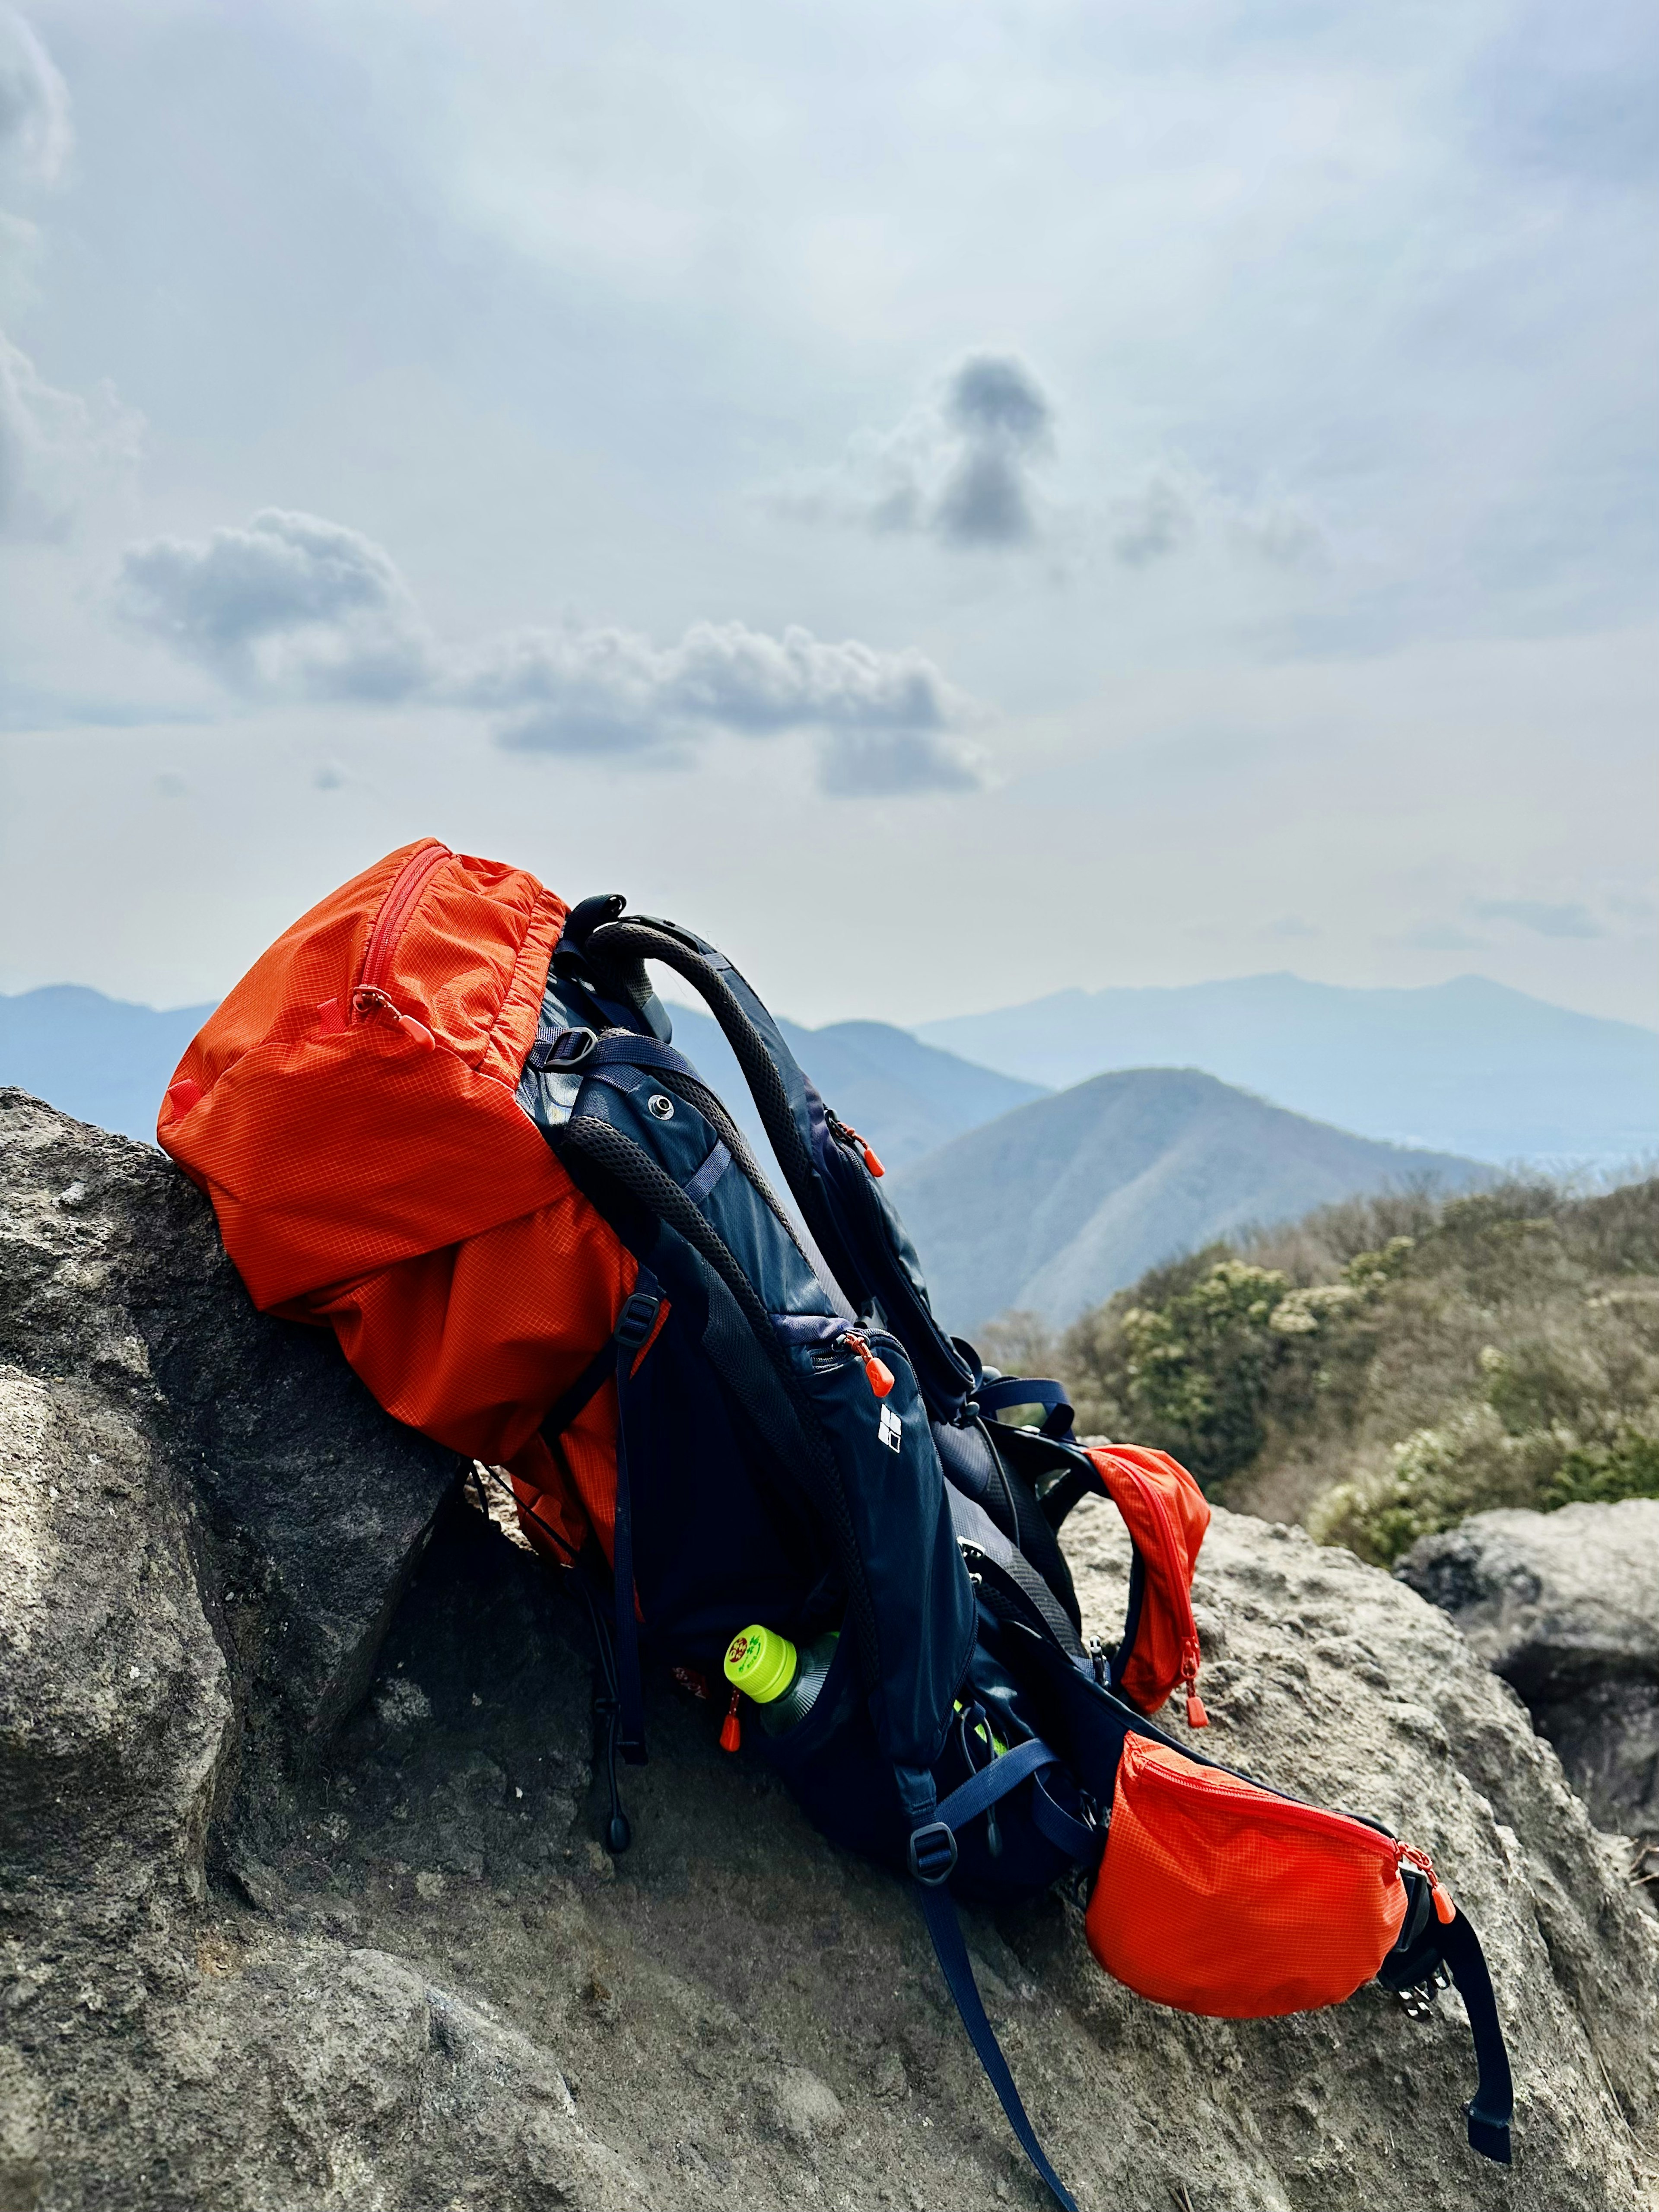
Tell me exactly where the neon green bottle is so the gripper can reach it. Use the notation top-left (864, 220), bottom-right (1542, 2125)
top-left (723, 1624), bottom-right (839, 1735)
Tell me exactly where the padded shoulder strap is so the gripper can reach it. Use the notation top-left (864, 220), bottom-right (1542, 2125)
top-left (579, 907), bottom-right (975, 1418)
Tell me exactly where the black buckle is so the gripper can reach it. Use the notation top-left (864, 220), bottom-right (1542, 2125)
top-left (616, 1290), bottom-right (662, 1350)
top-left (547, 1025), bottom-right (598, 1068)
top-left (907, 1820), bottom-right (958, 1887)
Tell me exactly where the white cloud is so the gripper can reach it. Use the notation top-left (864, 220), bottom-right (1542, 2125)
top-left (770, 356), bottom-right (1326, 576)
top-left (0, 330), bottom-right (143, 539)
top-left (0, 17), bottom-right (141, 541)
top-left (1106, 459), bottom-right (1327, 572)
top-left (1471, 898), bottom-right (1605, 940)
top-left (114, 509), bottom-right (430, 696)
top-left (113, 507), bottom-right (992, 794)
top-left (0, 8), bottom-right (70, 190)
top-left (765, 351), bottom-right (1057, 550)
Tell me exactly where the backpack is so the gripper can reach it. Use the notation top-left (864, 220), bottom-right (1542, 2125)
top-left (159, 838), bottom-right (1514, 2207)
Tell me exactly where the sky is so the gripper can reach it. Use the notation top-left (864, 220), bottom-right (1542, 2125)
top-left (0, 0), bottom-right (1654, 1030)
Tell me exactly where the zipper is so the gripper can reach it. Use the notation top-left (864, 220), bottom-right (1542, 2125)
top-left (826, 1109), bottom-right (885, 1179)
top-left (1128, 1736), bottom-right (1452, 1913)
top-left (345, 841), bottom-right (451, 1046)
top-left (1112, 1453), bottom-right (1207, 1726)
top-left (1130, 1736), bottom-right (1398, 1854)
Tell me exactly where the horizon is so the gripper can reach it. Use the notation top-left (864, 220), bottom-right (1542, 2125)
top-left (6, 962), bottom-right (1658, 1043)
top-left (1, 5), bottom-right (1655, 1033)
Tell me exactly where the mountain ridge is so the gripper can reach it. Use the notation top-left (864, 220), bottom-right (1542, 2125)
top-left (915, 971), bottom-right (1658, 1166)
top-left (890, 1065), bottom-right (1489, 1332)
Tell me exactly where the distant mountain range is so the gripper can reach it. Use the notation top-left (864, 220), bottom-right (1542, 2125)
top-left (0, 986), bottom-right (215, 1147)
top-left (0, 979), bottom-right (1605, 1338)
top-left (0, 985), bottom-right (1045, 1166)
top-left (889, 1068), bottom-right (1488, 1333)
top-left (663, 1003), bottom-right (1046, 1172)
top-left (917, 973), bottom-right (1659, 1168)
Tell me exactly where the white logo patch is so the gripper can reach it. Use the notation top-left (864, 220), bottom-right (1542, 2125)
top-left (878, 1402), bottom-right (903, 1453)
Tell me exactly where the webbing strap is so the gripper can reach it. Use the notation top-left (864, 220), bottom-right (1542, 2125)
top-left (1031, 1774), bottom-right (1096, 1862)
top-left (934, 1736), bottom-right (1055, 1831)
top-left (683, 1138), bottom-right (731, 1206)
top-left (540, 1340), bottom-right (615, 1443)
top-left (1438, 1909), bottom-right (1513, 2164)
top-left (610, 1273), bottom-right (661, 1766)
top-left (976, 1376), bottom-right (1075, 1440)
top-left (914, 1882), bottom-right (1078, 2212)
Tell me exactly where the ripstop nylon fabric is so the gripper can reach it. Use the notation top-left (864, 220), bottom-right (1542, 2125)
top-left (1086, 1735), bottom-right (1408, 2017)
top-left (158, 839), bottom-right (633, 1563)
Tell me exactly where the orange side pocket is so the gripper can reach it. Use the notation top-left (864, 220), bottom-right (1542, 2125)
top-left (1085, 1736), bottom-right (1408, 2018)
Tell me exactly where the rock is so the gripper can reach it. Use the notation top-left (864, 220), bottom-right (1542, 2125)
top-left (766, 2064), bottom-right (846, 2147)
top-left (5, 1093), bottom-right (1659, 2209)
top-left (1398, 1502), bottom-right (1659, 1850)
top-left (0, 1090), bottom-right (461, 1733)
top-left (0, 1366), bottom-right (232, 1912)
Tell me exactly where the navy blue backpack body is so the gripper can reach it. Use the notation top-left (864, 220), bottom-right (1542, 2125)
top-left (509, 895), bottom-right (1514, 2209)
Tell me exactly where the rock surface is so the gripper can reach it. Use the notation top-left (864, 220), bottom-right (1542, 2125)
top-left (1399, 1501), bottom-right (1659, 1856)
top-left (4, 1092), bottom-right (1659, 2211)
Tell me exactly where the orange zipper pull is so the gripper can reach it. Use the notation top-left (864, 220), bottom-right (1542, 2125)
top-left (830, 1114), bottom-right (885, 1177)
top-left (842, 1331), bottom-right (895, 1398)
top-left (352, 986), bottom-right (435, 1051)
top-left (1398, 1844), bottom-right (1455, 1922)
top-left (1181, 1640), bottom-right (1208, 1727)
top-left (719, 1687), bottom-right (742, 1753)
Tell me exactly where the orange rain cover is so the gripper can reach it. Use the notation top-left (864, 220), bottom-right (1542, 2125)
top-left (157, 838), bottom-right (635, 1564)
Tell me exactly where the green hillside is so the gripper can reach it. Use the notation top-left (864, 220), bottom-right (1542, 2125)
top-left (983, 1176), bottom-right (1659, 1563)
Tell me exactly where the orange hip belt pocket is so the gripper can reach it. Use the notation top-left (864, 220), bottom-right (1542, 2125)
top-left (1086, 1733), bottom-right (1410, 2018)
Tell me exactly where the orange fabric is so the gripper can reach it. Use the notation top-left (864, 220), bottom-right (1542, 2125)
top-left (156, 839), bottom-right (630, 1562)
top-left (1086, 1735), bottom-right (1408, 2017)
top-left (1090, 1445), bottom-right (1210, 1713)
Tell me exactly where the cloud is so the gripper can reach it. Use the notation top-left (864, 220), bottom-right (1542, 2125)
top-left (114, 508), bottom-right (431, 696)
top-left (1403, 921), bottom-right (1488, 952)
top-left (1471, 898), bottom-right (1605, 939)
top-left (0, 8), bottom-right (70, 189)
top-left (0, 330), bottom-right (144, 539)
top-left (114, 507), bottom-right (991, 794)
top-left (1106, 459), bottom-right (1326, 571)
top-left (0, 21), bottom-right (140, 541)
top-left (769, 356), bottom-right (1325, 574)
top-left (765, 350), bottom-right (1056, 550)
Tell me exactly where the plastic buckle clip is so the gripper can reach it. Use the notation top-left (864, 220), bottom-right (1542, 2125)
top-left (547, 1025), bottom-right (598, 1068)
top-left (908, 1821), bottom-right (959, 1887)
top-left (616, 1290), bottom-right (662, 1350)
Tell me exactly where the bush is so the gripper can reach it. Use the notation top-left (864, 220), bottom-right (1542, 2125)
top-left (1052, 1178), bottom-right (1659, 1560)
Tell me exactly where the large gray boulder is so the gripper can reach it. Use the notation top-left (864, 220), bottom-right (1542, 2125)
top-left (4, 1093), bottom-right (1659, 2210)
top-left (1399, 1502), bottom-right (1659, 1854)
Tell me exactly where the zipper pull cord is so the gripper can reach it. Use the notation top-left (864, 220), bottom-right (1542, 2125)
top-left (1398, 1843), bottom-right (1456, 1923)
top-left (1181, 1637), bottom-right (1208, 1728)
top-left (829, 1112), bottom-right (886, 1178)
top-left (719, 1686), bottom-right (742, 1754)
top-left (840, 1331), bottom-right (896, 1398)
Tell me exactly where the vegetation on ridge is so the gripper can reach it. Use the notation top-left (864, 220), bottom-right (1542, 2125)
top-left (978, 1177), bottom-right (1659, 1563)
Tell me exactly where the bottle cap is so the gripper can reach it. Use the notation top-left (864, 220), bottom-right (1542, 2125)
top-left (723, 1624), bottom-right (797, 1704)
